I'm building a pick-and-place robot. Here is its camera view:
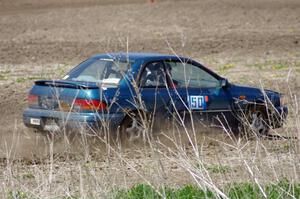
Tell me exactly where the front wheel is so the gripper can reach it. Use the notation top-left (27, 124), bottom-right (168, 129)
top-left (244, 106), bottom-right (270, 136)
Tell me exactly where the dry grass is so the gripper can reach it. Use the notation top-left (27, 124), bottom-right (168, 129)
top-left (0, 0), bottom-right (299, 198)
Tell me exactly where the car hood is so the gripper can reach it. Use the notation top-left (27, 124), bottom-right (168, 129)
top-left (229, 83), bottom-right (280, 105)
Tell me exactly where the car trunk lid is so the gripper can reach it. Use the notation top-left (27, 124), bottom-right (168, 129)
top-left (34, 80), bottom-right (99, 89)
top-left (29, 80), bottom-right (111, 112)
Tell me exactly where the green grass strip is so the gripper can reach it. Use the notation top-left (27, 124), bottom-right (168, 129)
top-left (113, 179), bottom-right (300, 199)
top-left (7, 179), bottom-right (300, 199)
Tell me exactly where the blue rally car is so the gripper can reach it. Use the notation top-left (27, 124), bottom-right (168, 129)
top-left (23, 53), bottom-right (287, 139)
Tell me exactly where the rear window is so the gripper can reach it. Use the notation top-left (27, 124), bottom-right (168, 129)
top-left (66, 58), bottom-right (130, 84)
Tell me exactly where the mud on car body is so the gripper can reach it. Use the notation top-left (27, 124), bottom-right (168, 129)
top-left (23, 53), bottom-right (288, 138)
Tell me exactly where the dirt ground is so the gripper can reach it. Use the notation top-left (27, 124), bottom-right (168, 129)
top-left (0, 0), bottom-right (300, 196)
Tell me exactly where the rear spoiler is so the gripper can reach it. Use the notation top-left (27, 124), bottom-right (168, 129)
top-left (35, 80), bottom-right (99, 89)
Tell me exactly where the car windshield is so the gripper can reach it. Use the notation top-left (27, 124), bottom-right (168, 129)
top-left (66, 58), bottom-right (130, 84)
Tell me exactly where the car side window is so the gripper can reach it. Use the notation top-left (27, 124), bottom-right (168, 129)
top-left (165, 61), bottom-right (220, 88)
top-left (140, 62), bottom-right (167, 87)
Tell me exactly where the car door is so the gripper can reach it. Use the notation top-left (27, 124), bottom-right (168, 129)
top-left (138, 61), bottom-right (171, 117)
top-left (164, 60), bottom-right (233, 129)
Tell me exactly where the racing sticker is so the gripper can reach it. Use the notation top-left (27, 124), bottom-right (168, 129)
top-left (188, 95), bottom-right (207, 110)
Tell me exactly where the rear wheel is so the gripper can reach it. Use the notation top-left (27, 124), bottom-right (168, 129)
top-left (118, 112), bottom-right (149, 144)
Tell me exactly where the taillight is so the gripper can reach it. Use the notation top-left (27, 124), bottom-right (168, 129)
top-left (28, 94), bottom-right (38, 106)
top-left (74, 99), bottom-right (107, 111)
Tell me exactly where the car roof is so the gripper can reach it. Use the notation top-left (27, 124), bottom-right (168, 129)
top-left (84, 52), bottom-right (222, 80)
top-left (90, 52), bottom-right (186, 62)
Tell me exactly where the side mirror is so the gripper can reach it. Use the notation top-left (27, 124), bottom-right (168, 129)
top-left (221, 78), bottom-right (229, 88)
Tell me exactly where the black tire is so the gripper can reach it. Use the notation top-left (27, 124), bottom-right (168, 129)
top-left (118, 112), bottom-right (149, 145)
top-left (243, 105), bottom-right (270, 136)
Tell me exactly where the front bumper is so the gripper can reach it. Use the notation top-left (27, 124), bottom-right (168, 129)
top-left (23, 108), bottom-right (125, 131)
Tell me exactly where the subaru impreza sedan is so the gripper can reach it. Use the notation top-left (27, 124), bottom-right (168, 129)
top-left (23, 53), bottom-right (287, 139)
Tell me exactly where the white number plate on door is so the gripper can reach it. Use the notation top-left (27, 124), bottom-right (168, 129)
top-left (188, 95), bottom-right (207, 110)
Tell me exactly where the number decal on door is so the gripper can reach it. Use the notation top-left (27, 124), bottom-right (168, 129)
top-left (188, 96), bottom-right (207, 110)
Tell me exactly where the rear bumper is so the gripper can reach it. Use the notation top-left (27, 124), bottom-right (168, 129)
top-left (270, 106), bottom-right (288, 128)
top-left (23, 108), bottom-right (125, 131)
